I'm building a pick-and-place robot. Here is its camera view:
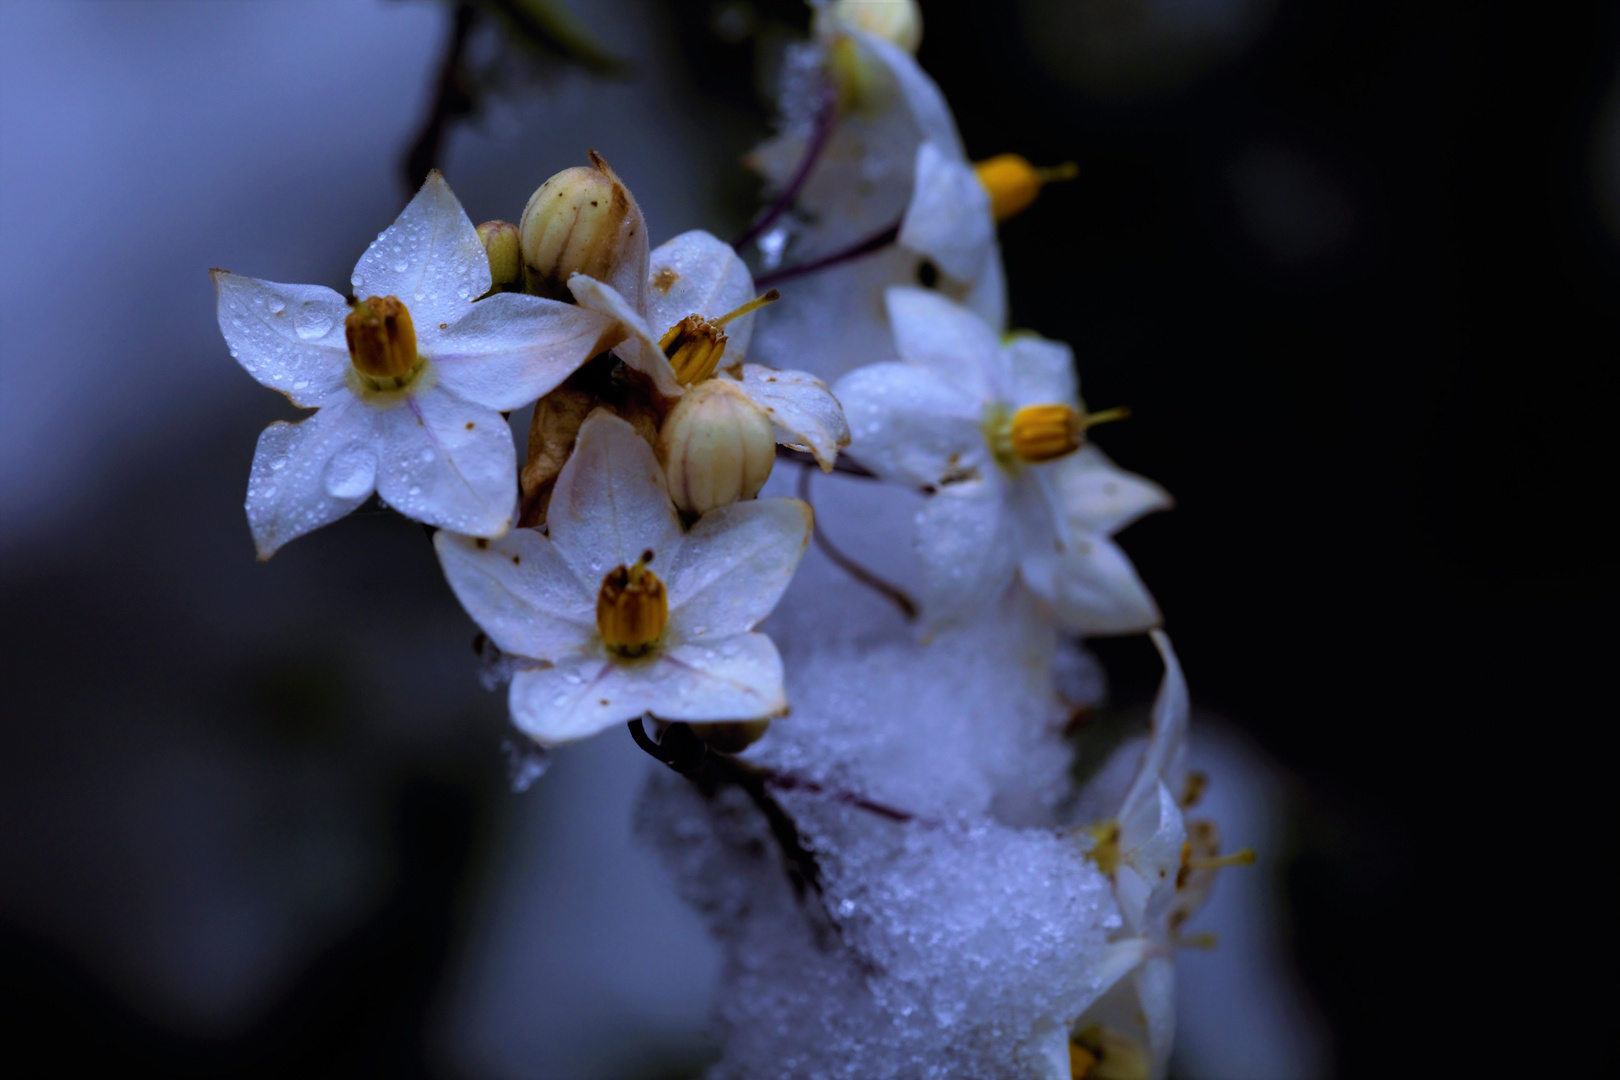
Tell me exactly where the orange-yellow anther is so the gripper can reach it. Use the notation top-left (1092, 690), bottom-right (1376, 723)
top-left (1069, 1042), bottom-right (1100, 1080)
top-left (661, 316), bottom-right (728, 385)
top-left (1010, 403), bottom-right (1084, 463)
top-left (974, 154), bottom-right (1080, 223)
top-left (345, 296), bottom-right (418, 380)
top-left (659, 290), bottom-right (781, 386)
top-left (596, 551), bottom-right (668, 657)
top-left (1085, 819), bottom-right (1123, 877)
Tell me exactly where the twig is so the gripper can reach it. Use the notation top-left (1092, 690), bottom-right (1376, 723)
top-left (797, 465), bottom-right (918, 621)
top-left (732, 85), bottom-right (839, 251)
top-left (403, 3), bottom-right (481, 196)
top-left (756, 221), bottom-right (902, 288)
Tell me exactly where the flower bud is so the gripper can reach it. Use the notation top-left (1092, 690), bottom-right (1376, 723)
top-left (659, 379), bottom-right (775, 516)
top-left (689, 720), bottom-right (772, 754)
top-left (829, 0), bottom-right (922, 53)
top-left (476, 219), bottom-right (523, 292)
top-left (345, 295), bottom-right (419, 382)
top-left (519, 154), bottom-right (641, 300)
top-left (1009, 403), bottom-right (1083, 463)
top-left (596, 550), bottom-right (668, 658)
top-left (974, 155), bottom-right (1080, 223)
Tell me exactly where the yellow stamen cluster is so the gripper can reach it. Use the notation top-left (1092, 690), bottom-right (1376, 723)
top-left (1071, 1025), bottom-right (1150, 1080)
top-left (1085, 819), bottom-right (1122, 877)
top-left (659, 290), bottom-right (781, 387)
top-left (345, 295), bottom-right (420, 385)
top-left (596, 550), bottom-right (668, 657)
top-left (974, 154), bottom-right (1080, 223)
top-left (1010, 403), bottom-right (1084, 463)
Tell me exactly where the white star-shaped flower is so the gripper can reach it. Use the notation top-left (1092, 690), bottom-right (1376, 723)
top-left (834, 287), bottom-right (1169, 633)
top-left (213, 171), bottom-right (613, 558)
top-left (567, 229), bottom-right (849, 468)
top-left (435, 410), bottom-right (812, 746)
top-left (746, 26), bottom-right (1004, 383)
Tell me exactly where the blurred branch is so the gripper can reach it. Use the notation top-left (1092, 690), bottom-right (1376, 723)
top-left (401, 0), bottom-right (630, 196)
top-left (403, 2), bottom-right (480, 194)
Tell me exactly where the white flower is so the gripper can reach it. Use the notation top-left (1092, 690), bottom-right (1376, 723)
top-left (834, 287), bottom-right (1169, 632)
top-left (746, 27), bottom-right (1004, 383)
top-left (435, 410), bottom-right (812, 746)
top-left (214, 171), bottom-right (612, 558)
top-left (568, 229), bottom-right (849, 468)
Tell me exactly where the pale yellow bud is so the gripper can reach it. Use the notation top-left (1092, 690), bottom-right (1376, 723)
top-left (688, 720), bottom-right (772, 753)
top-left (519, 153), bottom-right (642, 300)
top-left (476, 219), bottom-right (523, 291)
top-left (596, 551), bottom-right (668, 658)
top-left (831, 0), bottom-right (922, 53)
top-left (1009, 403), bottom-right (1083, 463)
top-left (974, 154), bottom-right (1080, 223)
top-left (345, 296), bottom-right (420, 384)
top-left (659, 379), bottom-right (775, 516)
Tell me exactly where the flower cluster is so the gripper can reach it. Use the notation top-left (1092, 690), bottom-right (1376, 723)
top-left (211, 1), bottom-right (1245, 1075)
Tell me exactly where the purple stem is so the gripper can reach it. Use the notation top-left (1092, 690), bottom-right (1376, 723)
top-left (733, 86), bottom-right (840, 252)
top-left (756, 221), bottom-right (902, 288)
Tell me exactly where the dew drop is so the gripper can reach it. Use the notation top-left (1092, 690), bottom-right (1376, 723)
top-left (350, 273), bottom-right (364, 288)
top-left (293, 305), bottom-right (335, 340)
top-left (407, 485), bottom-right (422, 497)
top-left (268, 456), bottom-right (289, 471)
top-left (267, 298), bottom-right (286, 315)
top-left (392, 260), bottom-right (409, 273)
top-left (291, 379), bottom-right (310, 391)
top-left (324, 445), bottom-right (377, 500)
top-left (418, 448), bottom-right (435, 464)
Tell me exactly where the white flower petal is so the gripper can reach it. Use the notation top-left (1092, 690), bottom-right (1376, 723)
top-left (509, 633), bottom-right (786, 743)
top-left (898, 142), bottom-right (994, 284)
top-left (1042, 444), bottom-right (1174, 538)
top-left (545, 410), bottom-right (684, 586)
top-left (371, 386), bottom-right (515, 537)
top-left (886, 286), bottom-right (1007, 402)
top-left (431, 292), bottom-right (613, 411)
top-left (508, 655), bottom-right (625, 746)
top-left (1021, 534), bottom-right (1162, 636)
top-left (733, 364), bottom-right (850, 468)
top-left (645, 231), bottom-right (759, 362)
top-left (350, 171), bottom-right (489, 333)
top-left (748, 243), bottom-right (913, 383)
top-left (666, 497), bottom-right (811, 640)
top-left (433, 529), bottom-right (595, 660)
top-left (1135, 957), bottom-right (1178, 1079)
top-left (834, 362), bottom-right (984, 488)
top-left (568, 273), bottom-right (683, 395)
top-left (245, 396), bottom-right (376, 559)
top-left (860, 30), bottom-right (963, 158)
top-left (655, 635), bottom-right (787, 720)
top-left (914, 481), bottom-right (1020, 628)
top-left (1006, 333), bottom-right (1079, 408)
top-left (1122, 630), bottom-right (1190, 817)
top-left (212, 271), bottom-right (350, 407)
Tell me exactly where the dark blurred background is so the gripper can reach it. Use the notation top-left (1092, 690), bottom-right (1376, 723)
top-left (2, 1), bottom-right (1614, 1076)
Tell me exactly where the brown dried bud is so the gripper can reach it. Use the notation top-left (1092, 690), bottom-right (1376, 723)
top-left (345, 296), bottom-right (419, 382)
top-left (476, 219), bottom-right (523, 292)
top-left (659, 379), bottom-right (775, 516)
top-left (660, 315), bottom-right (728, 385)
top-left (519, 154), bottom-right (643, 301)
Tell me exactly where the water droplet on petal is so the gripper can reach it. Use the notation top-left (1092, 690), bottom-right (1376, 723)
top-left (267, 298), bottom-right (286, 315)
top-left (350, 274), bottom-right (364, 288)
top-left (407, 485), bottom-right (422, 497)
top-left (324, 445), bottom-right (377, 500)
top-left (418, 448), bottom-right (435, 464)
top-left (294, 305), bottom-right (335, 340)
top-left (392, 260), bottom-right (409, 273)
